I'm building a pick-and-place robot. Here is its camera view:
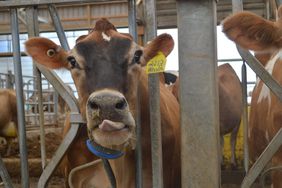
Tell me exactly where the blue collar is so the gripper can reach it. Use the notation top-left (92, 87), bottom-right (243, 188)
top-left (86, 139), bottom-right (124, 159)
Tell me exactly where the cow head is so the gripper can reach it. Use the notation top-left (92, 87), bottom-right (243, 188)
top-left (25, 18), bottom-right (174, 150)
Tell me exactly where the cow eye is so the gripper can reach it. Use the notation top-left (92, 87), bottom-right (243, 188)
top-left (67, 56), bottom-right (78, 69)
top-left (133, 50), bottom-right (143, 64)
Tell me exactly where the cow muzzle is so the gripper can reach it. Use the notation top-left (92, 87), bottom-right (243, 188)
top-left (86, 89), bottom-right (136, 149)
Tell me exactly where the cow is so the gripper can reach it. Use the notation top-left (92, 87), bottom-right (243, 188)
top-left (217, 63), bottom-right (242, 169)
top-left (171, 63), bottom-right (243, 169)
top-left (25, 18), bottom-right (180, 187)
top-left (222, 6), bottom-right (282, 187)
top-left (0, 89), bottom-right (18, 156)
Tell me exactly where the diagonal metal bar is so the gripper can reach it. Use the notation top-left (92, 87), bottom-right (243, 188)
top-left (0, 155), bottom-right (14, 188)
top-left (36, 3), bottom-right (83, 187)
top-left (237, 46), bottom-right (282, 102)
top-left (36, 64), bottom-right (82, 188)
top-left (241, 128), bottom-right (282, 188)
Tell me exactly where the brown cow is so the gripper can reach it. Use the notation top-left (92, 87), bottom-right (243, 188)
top-left (218, 63), bottom-right (242, 169)
top-left (0, 89), bottom-right (18, 156)
top-left (25, 18), bottom-right (180, 187)
top-left (171, 63), bottom-right (243, 169)
top-left (223, 6), bottom-right (282, 187)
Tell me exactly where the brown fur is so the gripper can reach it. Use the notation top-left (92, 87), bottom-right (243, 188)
top-left (0, 89), bottom-right (18, 156)
top-left (25, 18), bottom-right (180, 187)
top-left (223, 7), bottom-right (282, 187)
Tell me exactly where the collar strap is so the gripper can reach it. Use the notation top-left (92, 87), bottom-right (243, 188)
top-left (86, 139), bottom-right (124, 159)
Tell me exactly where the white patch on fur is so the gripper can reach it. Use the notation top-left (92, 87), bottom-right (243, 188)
top-left (102, 32), bottom-right (111, 41)
top-left (257, 50), bottom-right (282, 105)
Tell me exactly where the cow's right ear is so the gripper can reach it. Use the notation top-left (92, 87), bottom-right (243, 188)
top-left (25, 37), bottom-right (69, 69)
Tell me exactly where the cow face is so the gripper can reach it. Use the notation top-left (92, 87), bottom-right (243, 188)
top-left (25, 18), bottom-right (174, 149)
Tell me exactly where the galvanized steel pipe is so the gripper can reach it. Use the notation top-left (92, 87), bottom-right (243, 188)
top-left (144, 0), bottom-right (164, 188)
top-left (177, 0), bottom-right (220, 187)
top-left (26, 6), bottom-right (47, 170)
top-left (10, 8), bottom-right (30, 188)
top-left (128, 1), bottom-right (143, 187)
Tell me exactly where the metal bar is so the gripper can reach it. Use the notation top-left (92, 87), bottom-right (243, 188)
top-left (37, 64), bottom-right (81, 188)
top-left (10, 8), bottom-right (29, 188)
top-left (144, 0), bottom-right (163, 188)
top-left (6, 70), bottom-right (13, 89)
top-left (217, 58), bottom-right (242, 62)
top-left (0, 0), bottom-right (126, 8)
top-left (0, 155), bottom-right (14, 188)
top-left (128, 1), bottom-right (143, 187)
top-left (26, 6), bottom-right (47, 170)
top-left (128, 0), bottom-right (137, 42)
top-left (38, 123), bottom-right (81, 188)
top-left (241, 128), bottom-right (282, 188)
top-left (276, 0), bottom-right (282, 6)
top-left (237, 47), bottom-right (282, 102)
top-left (231, 0), bottom-right (249, 174)
top-left (241, 62), bottom-right (249, 173)
top-left (232, 0), bottom-right (243, 13)
top-left (177, 0), bottom-right (220, 187)
top-left (48, 4), bottom-right (70, 51)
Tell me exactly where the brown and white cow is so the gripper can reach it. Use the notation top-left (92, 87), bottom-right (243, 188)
top-left (171, 63), bottom-right (242, 169)
top-left (223, 6), bottom-right (282, 187)
top-left (25, 18), bottom-right (180, 187)
top-left (0, 89), bottom-right (18, 156)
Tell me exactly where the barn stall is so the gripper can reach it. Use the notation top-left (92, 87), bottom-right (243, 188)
top-left (0, 0), bottom-right (281, 187)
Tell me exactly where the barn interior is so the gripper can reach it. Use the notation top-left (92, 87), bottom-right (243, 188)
top-left (0, 0), bottom-right (281, 188)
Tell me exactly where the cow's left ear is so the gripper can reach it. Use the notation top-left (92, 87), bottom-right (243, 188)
top-left (141, 33), bottom-right (174, 66)
top-left (25, 37), bottom-right (69, 69)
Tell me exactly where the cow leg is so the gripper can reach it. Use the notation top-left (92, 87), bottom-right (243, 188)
top-left (230, 125), bottom-right (239, 170)
top-left (220, 135), bottom-right (225, 169)
top-left (5, 138), bottom-right (13, 157)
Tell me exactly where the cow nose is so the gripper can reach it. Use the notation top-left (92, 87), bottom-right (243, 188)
top-left (87, 90), bottom-right (128, 112)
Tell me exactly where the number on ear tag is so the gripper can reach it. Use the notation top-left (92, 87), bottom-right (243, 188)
top-left (146, 52), bottom-right (166, 74)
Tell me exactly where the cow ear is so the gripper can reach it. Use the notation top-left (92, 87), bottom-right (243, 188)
top-left (25, 37), bottom-right (69, 69)
top-left (141, 33), bottom-right (174, 66)
top-left (222, 12), bottom-right (282, 52)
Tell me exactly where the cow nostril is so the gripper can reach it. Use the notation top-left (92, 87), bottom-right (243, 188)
top-left (115, 98), bottom-right (127, 110)
top-left (89, 100), bottom-right (99, 110)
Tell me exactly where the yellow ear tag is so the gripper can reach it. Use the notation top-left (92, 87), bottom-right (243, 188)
top-left (146, 52), bottom-right (166, 74)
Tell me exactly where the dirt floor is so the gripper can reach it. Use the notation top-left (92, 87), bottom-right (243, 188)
top-left (0, 125), bottom-right (65, 187)
top-left (0, 124), bottom-right (272, 188)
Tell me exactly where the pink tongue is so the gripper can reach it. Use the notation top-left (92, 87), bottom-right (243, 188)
top-left (98, 120), bottom-right (125, 131)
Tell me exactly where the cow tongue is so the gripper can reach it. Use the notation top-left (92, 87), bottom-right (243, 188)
top-left (98, 120), bottom-right (125, 131)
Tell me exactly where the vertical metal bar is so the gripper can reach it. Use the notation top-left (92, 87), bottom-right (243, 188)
top-left (128, 0), bottom-right (138, 41)
top-left (48, 4), bottom-right (70, 51)
top-left (241, 62), bottom-right (249, 173)
top-left (10, 8), bottom-right (29, 188)
top-left (232, 0), bottom-right (243, 13)
top-left (128, 1), bottom-right (143, 188)
top-left (6, 70), bottom-right (13, 89)
top-left (144, 0), bottom-right (163, 188)
top-left (232, 0), bottom-right (248, 174)
top-left (266, 0), bottom-right (270, 20)
top-left (177, 1), bottom-right (220, 187)
top-left (26, 6), bottom-right (47, 170)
